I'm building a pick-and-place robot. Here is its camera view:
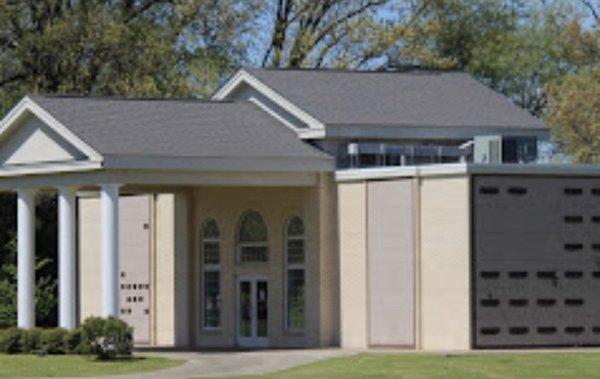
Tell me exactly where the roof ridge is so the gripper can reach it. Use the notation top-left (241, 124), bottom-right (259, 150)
top-left (28, 93), bottom-right (235, 103)
top-left (244, 66), bottom-right (466, 75)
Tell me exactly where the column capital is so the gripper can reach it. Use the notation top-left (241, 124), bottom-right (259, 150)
top-left (16, 187), bottom-right (37, 196)
top-left (99, 183), bottom-right (123, 190)
top-left (57, 186), bottom-right (79, 193)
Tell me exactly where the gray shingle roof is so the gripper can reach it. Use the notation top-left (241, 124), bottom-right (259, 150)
top-left (28, 95), bottom-right (331, 162)
top-left (244, 68), bottom-right (547, 129)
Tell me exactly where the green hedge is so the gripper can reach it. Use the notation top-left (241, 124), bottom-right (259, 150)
top-left (0, 317), bottom-right (132, 359)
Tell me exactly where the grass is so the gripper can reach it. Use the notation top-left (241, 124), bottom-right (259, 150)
top-left (0, 354), bottom-right (183, 378)
top-left (234, 352), bottom-right (600, 379)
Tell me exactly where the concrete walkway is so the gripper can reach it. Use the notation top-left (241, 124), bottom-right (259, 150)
top-left (43, 349), bottom-right (354, 379)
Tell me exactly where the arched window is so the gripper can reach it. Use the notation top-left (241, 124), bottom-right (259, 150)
top-left (202, 219), bottom-right (220, 328)
top-left (237, 211), bottom-right (268, 263)
top-left (285, 216), bottom-right (305, 330)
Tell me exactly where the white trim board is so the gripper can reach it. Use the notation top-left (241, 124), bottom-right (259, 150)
top-left (336, 163), bottom-right (600, 182)
top-left (0, 169), bottom-right (319, 190)
top-left (0, 161), bottom-right (102, 178)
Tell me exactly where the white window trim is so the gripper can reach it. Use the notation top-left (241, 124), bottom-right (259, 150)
top-left (201, 233), bottom-right (221, 330)
top-left (284, 220), bottom-right (306, 332)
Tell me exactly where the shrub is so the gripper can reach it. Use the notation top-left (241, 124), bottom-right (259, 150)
top-left (22, 328), bottom-right (43, 353)
top-left (0, 327), bottom-right (24, 354)
top-left (63, 329), bottom-right (83, 354)
top-left (40, 328), bottom-right (68, 354)
top-left (80, 317), bottom-right (133, 360)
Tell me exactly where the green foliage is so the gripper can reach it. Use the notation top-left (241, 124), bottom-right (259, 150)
top-left (0, 318), bottom-right (133, 358)
top-left (546, 67), bottom-right (600, 163)
top-left (0, 327), bottom-right (23, 354)
top-left (0, 0), bottom-right (262, 114)
top-left (380, 0), bottom-right (587, 116)
top-left (0, 261), bottom-right (17, 328)
top-left (62, 329), bottom-right (83, 355)
top-left (0, 255), bottom-right (57, 329)
top-left (40, 328), bottom-right (68, 354)
top-left (22, 327), bottom-right (43, 353)
top-left (80, 317), bottom-right (133, 360)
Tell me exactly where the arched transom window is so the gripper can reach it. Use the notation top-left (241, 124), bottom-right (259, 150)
top-left (237, 211), bottom-right (268, 263)
top-left (202, 219), bottom-right (220, 328)
top-left (285, 216), bottom-right (305, 330)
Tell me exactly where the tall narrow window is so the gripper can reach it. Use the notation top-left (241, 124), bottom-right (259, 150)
top-left (285, 216), bottom-right (305, 330)
top-left (237, 211), bottom-right (268, 262)
top-left (202, 219), bottom-right (220, 329)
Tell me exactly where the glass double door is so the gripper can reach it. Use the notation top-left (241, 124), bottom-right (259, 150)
top-left (237, 278), bottom-right (268, 348)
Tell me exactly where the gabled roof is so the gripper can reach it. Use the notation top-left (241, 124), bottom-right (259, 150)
top-left (0, 95), bottom-right (332, 173)
top-left (237, 68), bottom-right (547, 130)
top-left (29, 95), bottom-right (331, 158)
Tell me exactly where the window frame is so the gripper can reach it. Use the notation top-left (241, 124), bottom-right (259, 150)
top-left (201, 219), bottom-right (221, 330)
top-left (284, 216), bottom-right (306, 332)
top-left (236, 211), bottom-right (269, 263)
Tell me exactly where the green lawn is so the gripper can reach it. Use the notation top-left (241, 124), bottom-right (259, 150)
top-left (0, 355), bottom-right (182, 378)
top-left (237, 352), bottom-right (600, 379)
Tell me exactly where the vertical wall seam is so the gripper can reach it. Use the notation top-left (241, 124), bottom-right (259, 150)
top-left (414, 177), bottom-right (422, 350)
top-left (150, 195), bottom-right (157, 346)
top-left (365, 181), bottom-right (370, 348)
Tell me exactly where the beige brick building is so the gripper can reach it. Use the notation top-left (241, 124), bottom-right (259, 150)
top-left (1, 68), bottom-right (598, 350)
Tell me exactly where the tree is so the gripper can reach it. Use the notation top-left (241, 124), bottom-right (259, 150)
top-left (261, 0), bottom-right (392, 68)
top-left (380, 0), bottom-right (593, 116)
top-left (580, 0), bottom-right (598, 22)
top-left (0, 0), bottom-right (261, 114)
top-left (545, 67), bottom-right (599, 163)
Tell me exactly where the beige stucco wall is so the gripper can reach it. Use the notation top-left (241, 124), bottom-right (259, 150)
top-left (153, 192), bottom-right (190, 347)
top-left (317, 173), bottom-right (340, 346)
top-left (79, 192), bottom-right (190, 348)
top-left (78, 198), bottom-right (102, 320)
top-left (337, 175), bottom-right (472, 351)
top-left (367, 179), bottom-right (416, 347)
top-left (419, 176), bottom-right (471, 350)
top-left (338, 182), bottom-right (368, 349)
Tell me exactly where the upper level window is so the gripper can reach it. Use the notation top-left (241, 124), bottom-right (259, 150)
top-left (237, 211), bottom-right (268, 263)
top-left (285, 216), bottom-right (305, 330)
top-left (201, 219), bottom-right (220, 329)
top-left (203, 219), bottom-right (220, 265)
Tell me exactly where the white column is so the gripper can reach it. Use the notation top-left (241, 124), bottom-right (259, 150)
top-left (58, 187), bottom-right (77, 329)
top-left (17, 188), bottom-right (36, 329)
top-left (100, 184), bottom-right (120, 318)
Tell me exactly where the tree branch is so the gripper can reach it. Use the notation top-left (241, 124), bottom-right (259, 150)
top-left (580, 0), bottom-right (599, 21)
top-left (0, 73), bottom-right (27, 88)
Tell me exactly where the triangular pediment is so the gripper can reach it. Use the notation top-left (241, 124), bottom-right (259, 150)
top-left (0, 113), bottom-right (87, 166)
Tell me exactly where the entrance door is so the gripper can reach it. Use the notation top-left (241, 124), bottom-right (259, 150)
top-left (237, 278), bottom-right (268, 348)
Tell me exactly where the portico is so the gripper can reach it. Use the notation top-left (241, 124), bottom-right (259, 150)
top-left (0, 94), bottom-right (335, 348)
